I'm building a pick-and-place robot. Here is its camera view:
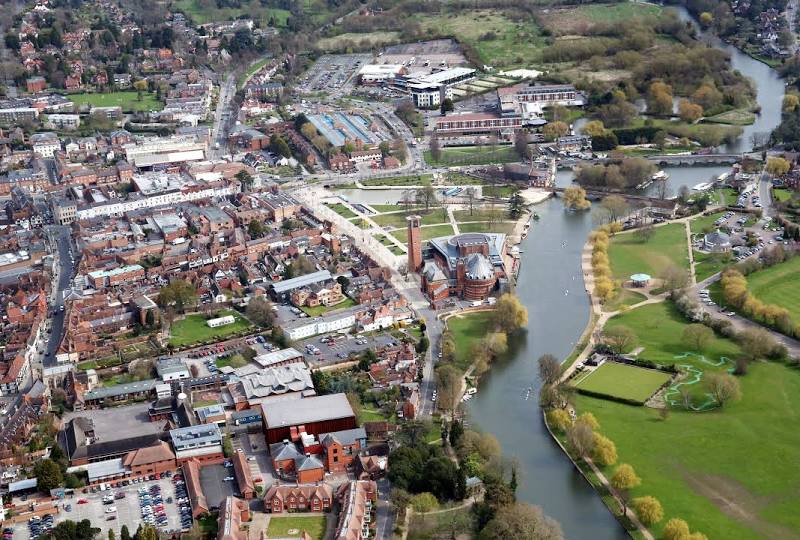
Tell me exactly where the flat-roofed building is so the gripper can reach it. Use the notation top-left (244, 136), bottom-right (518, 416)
top-left (357, 64), bottom-right (407, 85)
top-left (123, 137), bottom-right (207, 168)
top-left (261, 392), bottom-right (356, 445)
top-left (270, 270), bottom-right (332, 301)
top-left (253, 348), bottom-right (304, 369)
top-left (170, 423), bottom-right (224, 464)
top-left (434, 111), bottom-right (522, 139)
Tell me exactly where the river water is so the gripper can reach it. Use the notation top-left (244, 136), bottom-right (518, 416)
top-left (465, 7), bottom-right (786, 539)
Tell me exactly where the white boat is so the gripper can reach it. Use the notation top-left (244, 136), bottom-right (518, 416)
top-left (652, 170), bottom-right (669, 181)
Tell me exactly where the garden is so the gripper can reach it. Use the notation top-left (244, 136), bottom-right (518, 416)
top-left (68, 91), bottom-right (163, 112)
top-left (168, 310), bottom-right (253, 347)
top-left (266, 516), bottom-right (326, 540)
top-left (572, 361), bottom-right (673, 404)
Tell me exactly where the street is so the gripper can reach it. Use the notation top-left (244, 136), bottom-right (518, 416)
top-left (42, 225), bottom-right (75, 368)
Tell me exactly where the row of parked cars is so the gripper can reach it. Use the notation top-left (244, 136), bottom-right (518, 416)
top-left (173, 472), bottom-right (193, 531)
top-left (28, 514), bottom-right (53, 539)
top-left (138, 484), bottom-right (167, 529)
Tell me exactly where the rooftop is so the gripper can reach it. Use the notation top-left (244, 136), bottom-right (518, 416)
top-left (261, 393), bottom-right (354, 428)
top-left (271, 269), bottom-right (332, 294)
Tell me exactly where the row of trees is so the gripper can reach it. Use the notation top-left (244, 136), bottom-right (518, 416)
top-left (575, 157), bottom-right (656, 190)
top-left (720, 265), bottom-right (800, 337)
top-left (590, 227), bottom-right (619, 303)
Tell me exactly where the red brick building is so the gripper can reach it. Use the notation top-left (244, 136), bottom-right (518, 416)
top-left (261, 393), bottom-right (357, 445)
top-left (263, 483), bottom-right (333, 513)
top-left (122, 441), bottom-right (176, 477)
top-left (231, 451), bottom-right (255, 499)
top-left (406, 215), bottom-right (423, 273)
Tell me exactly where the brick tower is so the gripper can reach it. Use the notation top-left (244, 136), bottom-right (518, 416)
top-left (407, 215), bottom-right (423, 272)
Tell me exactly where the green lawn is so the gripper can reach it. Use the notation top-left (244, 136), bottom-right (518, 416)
top-left (772, 188), bottom-right (794, 203)
top-left (716, 187), bottom-right (740, 206)
top-left (690, 211), bottom-right (726, 236)
top-left (266, 516), bottom-right (326, 540)
top-left (608, 224), bottom-right (689, 280)
top-left (601, 288), bottom-right (647, 313)
top-left (359, 406), bottom-right (393, 424)
top-left (745, 256), bottom-right (800, 321)
top-left (369, 204), bottom-right (423, 212)
top-left (573, 361), bottom-right (672, 403)
top-left (703, 109), bottom-right (757, 125)
top-left (576, 360), bottom-right (800, 540)
top-left (483, 185), bottom-right (517, 198)
top-left (327, 203), bottom-right (357, 219)
top-left (68, 91), bottom-right (163, 112)
top-left (300, 297), bottom-right (357, 317)
top-left (175, 0), bottom-right (290, 26)
top-left (425, 145), bottom-right (518, 166)
top-left (372, 209), bottom-right (449, 228)
top-left (169, 310), bottom-right (252, 347)
top-left (215, 354), bottom-right (248, 369)
top-left (693, 250), bottom-right (733, 282)
top-left (238, 57), bottom-right (272, 89)
top-left (447, 311), bottom-right (494, 373)
top-left (389, 224), bottom-right (455, 244)
top-left (457, 221), bottom-right (516, 235)
top-left (453, 208), bottom-right (505, 223)
top-left (361, 174), bottom-right (432, 186)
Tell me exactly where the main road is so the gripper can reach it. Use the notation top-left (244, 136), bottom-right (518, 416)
top-left (42, 225), bottom-right (76, 368)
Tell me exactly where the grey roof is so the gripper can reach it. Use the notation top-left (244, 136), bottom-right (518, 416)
top-left (704, 230), bottom-right (731, 245)
top-left (428, 232), bottom-right (506, 273)
top-left (253, 347), bottom-right (304, 368)
top-left (8, 478), bottom-right (37, 492)
top-left (296, 454), bottom-right (324, 471)
top-left (157, 357), bottom-right (190, 376)
top-left (169, 423), bottom-right (221, 450)
top-left (423, 262), bottom-right (447, 282)
top-left (234, 363), bottom-right (314, 399)
top-left (84, 379), bottom-right (158, 400)
top-left (321, 427), bottom-right (366, 448)
top-left (85, 458), bottom-right (127, 481)
top-left (269, 441), bottom-right (303, 461)
top-left (271, 270), bottom-right (332, 294)
top-left (465, 253), bottom-right (494, 280)
top-left (262, 393), bottom-right (354, 428)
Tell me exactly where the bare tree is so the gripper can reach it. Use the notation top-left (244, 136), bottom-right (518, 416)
top-left (603, 325), bottom-right (638, 354)
top-left (429, 135), bottom-right (441, 163)
top-left (704, 372), bottom-right (741, 407)
top-left (566, 422), bottom-right (594, 460)
top-left (538, 354), bottom-right (562, 385)
top-left (464, 187), bottom-right (477, 216)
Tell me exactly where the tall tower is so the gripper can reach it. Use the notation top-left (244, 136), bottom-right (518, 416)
top-left (407, 215), bottom-right (423, 273)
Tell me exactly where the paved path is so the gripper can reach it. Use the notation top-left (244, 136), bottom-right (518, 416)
top-left (447, 206), bottom-right (460, 235)
top-left (584, 458), bottom-right (655, 540)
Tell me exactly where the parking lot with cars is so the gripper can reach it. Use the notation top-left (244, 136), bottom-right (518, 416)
top-left (301, 332), bottom-right (399, 367)
top-left (296, 54), bottom-right (370, 95)
top-left (9, 477), bottom-right (182, 540)
top-left (698, 211), bottom-right (791, 262)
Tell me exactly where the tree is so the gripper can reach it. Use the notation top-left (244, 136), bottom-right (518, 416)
top-left (120, 526), bottom-right (131, 540)
top-left (463, 186), bottom-right (478, 216)
top-left (582, 120), bottom-right (607, 137)
top-left (542, 121), bottom-right (569, 141)
top-left (415, 181), bottom-right (438, 211)
top-left (682, 324), bottom-right (714, 352)
top-left (563, 185), bottom-right (591, 210)
top-left (692, 83), bottom-right (723, 111)
top-left (663, 518), bottom-right (691, 540)
top-left (33, 458), bottom-right (63, 492)
top-left (678, 99), bottom-right (703, 123)
top-left (538, 354), bottom-right (562, 385)
top-left (577, 412), bottom-right (599, 431)
top-left (436, 364), bottom-right (462, 412)
top-left (546, 409), bottom-right (572, 432)
top-left (440, 98), bottom-right (454, 114)
top-left (492, 294), bottom-right (528, 333)
top-left (610, 464), bottom-right (640, 511)
top-left (43, 519), bottom-right (99, 540)
top-left (245, 296), bottom-right (275, 328)
top-left (766, 156), bottom-right (790, 177)
top-left (508, 190), bottom-right (525, 219)
top-left (247, 219), bottom-right (267, 239)
top-left (514, 129), bottom-right (529, 159)
top-left (699, 11), bottom-right (714, 26)
top-left (449, 419), bottom-right (464, 447)
top-left (270, 134), bottom-right (291, 157)
top-left (634, 224), bottom-right (656, 242)
top-left (632, 496), bottom-right (663, 526)
top-left (235, 169), bottom-right (254, 190)
top-left (566, 421), bottom-right (594, 459)
top-left (410, 492), bottom-right (439, 512)
top-left (738, 327), bottom-right (777, 362)
top-left (592, 131), bottom-right (619, 151)
top-left (659, 264), bottom-right (689, 292)
top-left (647, 81), bottom-right (673, 116)
top-left (133, 79), bottom-right (148, 100)
top-left (157, 280), bottom-right (197, 312)
top-left (603, 325), bottom-right (637, 354)
top-left (429, 135), bottom-right (441, 163)
top-left (109, 530), bottom-right (116, 540)
top-left (600, 195), bottom-right (628, 223)
top-left (704, 372), bottom-right (741, 407)
top-left (783, 94), bottom-right (799, 112)
top-left (592, 433), bottom-right (617, 466)
top-left (479, 503), bottom-right (564, 540)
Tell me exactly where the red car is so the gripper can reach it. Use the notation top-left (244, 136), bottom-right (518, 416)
top-left (77, 499), bottom-right (88, 504)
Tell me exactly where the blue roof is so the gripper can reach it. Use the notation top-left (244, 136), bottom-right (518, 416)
top-left (630, 273), bottom-right (651, 281)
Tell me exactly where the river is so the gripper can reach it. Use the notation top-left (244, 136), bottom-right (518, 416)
top-left (464, 7), bottom-right (786, 539)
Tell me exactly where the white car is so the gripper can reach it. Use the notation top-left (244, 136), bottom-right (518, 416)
top-left (105, 507), bottom-right (117, 513)
top-left (224, 476), bottom-right (235, 482)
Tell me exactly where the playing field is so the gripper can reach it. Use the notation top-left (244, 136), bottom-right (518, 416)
top-left (746, 255), bottom-right (800, 321)
top-left (68, 91), bottom-right (163, 112)
top-left (169, 310), bottom-right (252, 347)
top-left (608, 223), bottom-right (689, 280)
top-left (573, 361), bottom-right (671, 403)
top-left (266, 516), bottom-right (326, 540)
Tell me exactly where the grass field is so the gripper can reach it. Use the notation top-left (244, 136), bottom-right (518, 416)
top-left (327, 203), bottom-right (357, 219)
top-left (372, 208), bottom-right (449, 228)
top-left (301, 297), bottom-right (357, 317)
top-left (415, 9), bottom-right (548, 68)
top-left (425, 145), bottom-right (518, 166)
top-left (266, 516), bottom-right (326, 540)
top-left (453, 208), bottom-right (505, 223)
top-left (175, 0), bottom-right (290, 26)
top-left (68, 91), bottom-right (163, 112)
top-left (573, 361), bottom-right (672, 403)
top-left (745, 255), bottom-right (800, 321)
top-left (169, 310), bottom-right (252, 347)
top-left (483, 185), bottom-right (517, 198)
top-left (317, 31), bottom-right (401, 51)
top-left (693, 250), bottom-right (732, 282)
top-left (608, 224), bottom-right (689, 280)
top-left (447, 311), bottom-right (494, 373)
top-left (601, 288), bottom-right (647, 313)
top-left (703, 109), bottom-right (756, 125)
top-left (690, 211), bottom-right (726, 236)
top-left (772, 188), bottom-right (794, 203)
top-left (576, 360), bottom-right (800, 539)
top-left (457, 221), bottom-right (516, 234)
top-left (541, 2), bottom-right (661, 35)
top-left (361, 174), bottom-right (433, 187)
top-left (389, 224), bottom-right (455, 245)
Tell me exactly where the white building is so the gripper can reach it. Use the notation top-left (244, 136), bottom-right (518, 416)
top-left (46, 114), bottom-right (81, 130)
top-left (30, 132), bottom-right (61, 157)
top-left (123, 136), bottom-right (207, 168)
top-left (358, 64), bottom-right (407, 85)
top-left (207, 315), bottom-right (235, 328)
top-left (283, 312), bottom-right (356, 341)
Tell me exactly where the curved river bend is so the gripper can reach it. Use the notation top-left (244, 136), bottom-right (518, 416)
top-left (465, 8), bottom-right (785, 539)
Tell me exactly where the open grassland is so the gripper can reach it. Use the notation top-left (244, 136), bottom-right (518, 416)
top-left (301, 297), bottom-right (357, 317)
top-left (539, 2), bottom-right (662, 35)
top-left (318, 31), bottom-right (401, 51)
top-left (745, 256), bottom-right (800, 321)
top-left (601, 288), bottom-right (647, 312)
top-left (68, 91), bottom-right (162, 112)
top-left (608, 223), bottom-right (689, 279)
top-left (576, 360), bottom-right (800, 540)
top-left (425, 145), bottom-right (518, 166)
top-left (693, 251), bottom-right (732, 282)
top-left (457, 221), bottom-right (516, 235)
top-left (772, 188), bottom-right (794, 202)
top-left (389, 224), bottom-right (455, 244)
top-left (266, 516), bottom-right (326, 540)
top-left (414, 9), bottom-right (548, 68)
top-left (690, 211), bottom-right (726, 236)
top-left (447, 311), bottom-right (494, 373)
top-left (372, 208), bottom-right (449, 228)
top-left (573, 361), bottom-right (672, 403)
top-left (169, 310), bottom-right (252, 347)
top-left (704, 109), bottom-right (757, 125)
top-left (361, 174), bottom-right (432, 187)
top-left (327, 203), bottom-right (358, 219)
top-left (174, 0), bottom-right (290, 26)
